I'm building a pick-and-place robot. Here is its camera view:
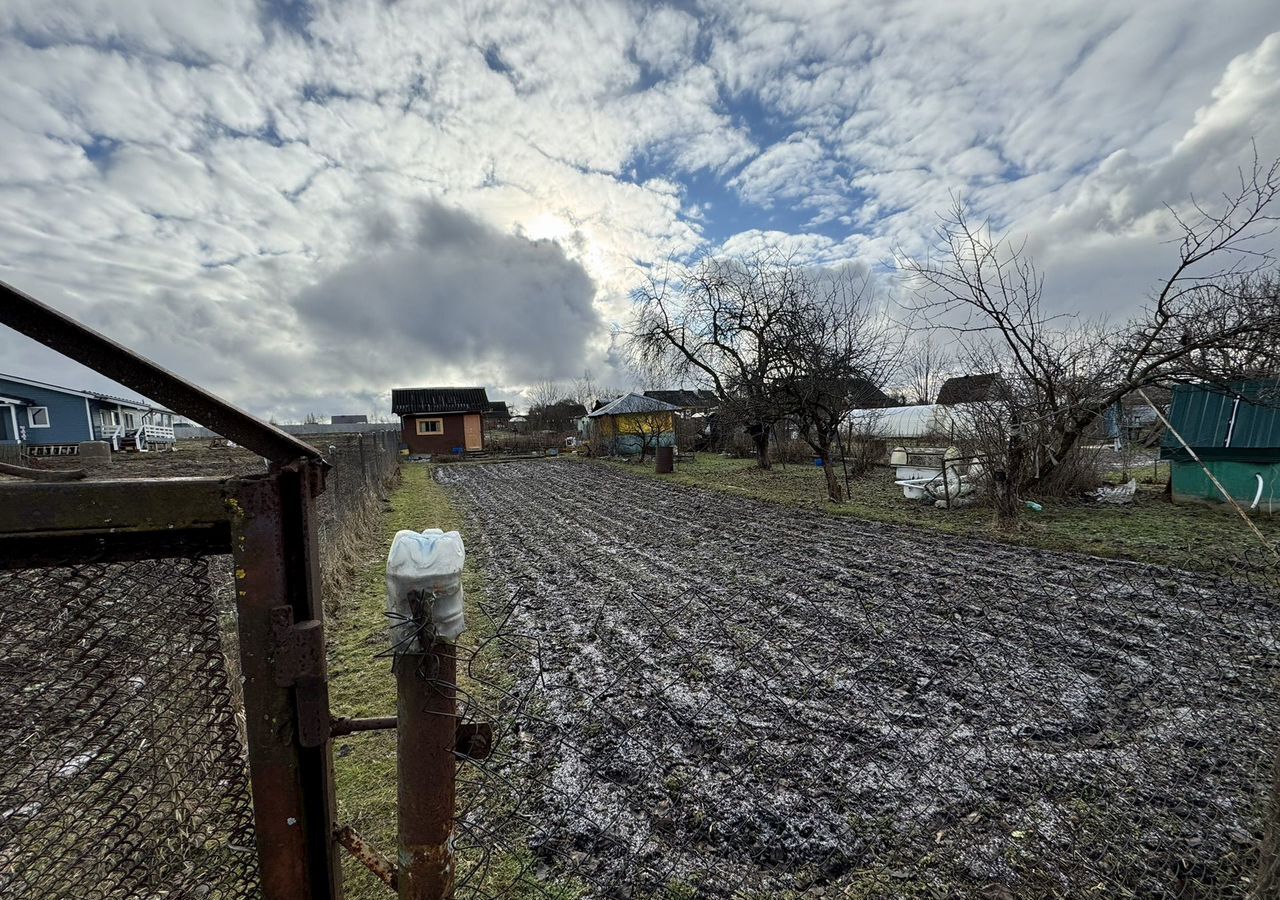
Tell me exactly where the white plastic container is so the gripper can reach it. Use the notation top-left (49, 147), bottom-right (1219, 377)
top-left (385, 529), bottom-right (467, 650)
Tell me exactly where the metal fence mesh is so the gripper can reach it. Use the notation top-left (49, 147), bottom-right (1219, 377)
top-left (0, 430), bottom-right (400, 899)
top-left (436, 461), bottom-right (1280, 899)
top-left (0, 554), bottom-right (258, 899)
top-left (316, 430), bottom-right (401, 592)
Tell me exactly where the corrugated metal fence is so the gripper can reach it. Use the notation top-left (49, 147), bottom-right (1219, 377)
top-left (1162, 380), bottom-right (1280, 460)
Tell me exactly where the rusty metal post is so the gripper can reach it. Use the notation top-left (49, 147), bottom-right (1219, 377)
top-left (232, 468), bottom-right (343, 900)
top-left (396, 643), bottom-right (458, 899)
top-left (386, 529), bottom-right (468, 900)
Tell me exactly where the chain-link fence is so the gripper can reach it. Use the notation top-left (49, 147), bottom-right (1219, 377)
top-left (0, 433), bottom-right (399, 899)
top-left (316, 430), bottom-right (401, 593)
top-left (434, 460), bottom-right (1280, 899)
top-left (0, 554), bottom-right (258, 899)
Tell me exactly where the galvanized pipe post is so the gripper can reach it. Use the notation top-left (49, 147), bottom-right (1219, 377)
top-left (395, 643), bottom-right (458, 899)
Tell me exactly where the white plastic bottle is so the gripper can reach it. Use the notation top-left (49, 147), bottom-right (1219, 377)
top-left (385, 528), bottom-right (467, 651)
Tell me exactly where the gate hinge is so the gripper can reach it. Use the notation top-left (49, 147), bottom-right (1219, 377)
top-left (270, 605), bottom-right (330, 748)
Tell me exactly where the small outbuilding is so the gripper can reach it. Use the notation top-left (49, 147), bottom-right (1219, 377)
top-left (586, 392), bottom-right (680, 457)
top-left (392, 386), bottom-right (490, 456)
top-left (1159, 380), bottom-right (1280, 514)
top-left (484, 401), bottom-right (512, 431)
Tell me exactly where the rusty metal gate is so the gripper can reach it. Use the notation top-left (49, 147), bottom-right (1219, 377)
top-left (0, 282), bottom-right (343, 899)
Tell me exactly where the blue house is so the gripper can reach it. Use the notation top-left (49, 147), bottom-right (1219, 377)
top-left (0, 373), bottom-right (176, 455)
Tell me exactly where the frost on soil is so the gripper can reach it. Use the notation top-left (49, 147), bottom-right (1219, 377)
top-left (438, 461), bottom-right (1280, 898)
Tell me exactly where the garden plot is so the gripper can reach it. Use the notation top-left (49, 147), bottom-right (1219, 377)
top-left (437, 460), bottom-right (1280, 898)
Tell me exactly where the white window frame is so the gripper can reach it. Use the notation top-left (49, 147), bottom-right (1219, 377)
top-left (416, 417), bottom-right (444, 435)
top-left (27, 406), bottom-right (51, 428)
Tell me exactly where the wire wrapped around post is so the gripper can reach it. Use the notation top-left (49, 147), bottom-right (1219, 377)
top-left (385, 529), bottom-right (468, 900)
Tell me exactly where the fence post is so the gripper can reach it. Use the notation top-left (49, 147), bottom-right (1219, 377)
top-left (396, 642), bottom-right (458, 899)
top-left (386, 530), bottom-right (467, 900)
top-left (232, 466), bottom-right (343, 900)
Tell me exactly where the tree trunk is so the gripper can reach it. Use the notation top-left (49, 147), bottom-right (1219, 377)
top-left (1025, 405), bottom-right (1107, 491)
top-left (819, 446), bottom-right (843, 502)
top-left (996, 415), bottom-right (1025, 529)
top-left (749, 424), bottom-right (771, 470)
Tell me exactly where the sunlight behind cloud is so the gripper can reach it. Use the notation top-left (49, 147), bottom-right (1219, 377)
top-left (0, 0), bottom-right (1275, 419)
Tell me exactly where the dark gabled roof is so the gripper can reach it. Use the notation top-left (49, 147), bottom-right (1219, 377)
top-left (391, 386), bottom-right (490, 415)
top-left (936, 373), bottom-right (1005, 405)
top-left (542, 400), bottom-right (587, 419)
top-left (331, 414), bottom-right (368, 424)
top-left (588, 393), bottom-right (681, 417)
top-left (486, 401), bottom-right (511, 419)
top-left (848, 379), bottom-right (892, 409)
top-left (644, 389), bottom-right (718, 409)
top-left (778, 376), bottom-right (890, 409)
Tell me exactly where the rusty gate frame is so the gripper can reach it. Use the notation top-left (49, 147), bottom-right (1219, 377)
top-left (0, 280), bottom-right (345, 899)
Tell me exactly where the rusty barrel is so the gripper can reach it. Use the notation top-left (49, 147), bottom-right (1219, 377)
top-left (655, 445), bottom-right (674, 474)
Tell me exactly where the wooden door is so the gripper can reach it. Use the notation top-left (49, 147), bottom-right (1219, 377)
top-left (463, 414), bottom-right (482, 450)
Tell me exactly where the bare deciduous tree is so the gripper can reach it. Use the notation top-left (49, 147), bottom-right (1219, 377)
top-left (629, 249), bottom-right (807, 469)
top-left (903, 334), bottom-right (953, 405)
top-left (627, 410), bottom-right (671, 463)
top-left (569, 371), bottom-right (602, 412)
top-left (526, 380), bottom-right (563, 413)
top-left (900, 151), bottom-right (1280, 520)
top-left (774, 269), bottom-right (900, 502)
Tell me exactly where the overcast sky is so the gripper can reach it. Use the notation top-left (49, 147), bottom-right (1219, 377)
top-left (1, 1), bottom-right (1277, 420)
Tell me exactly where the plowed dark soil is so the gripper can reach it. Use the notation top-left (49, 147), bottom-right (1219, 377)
top-left (438, 460), bottom-right (1280, 898)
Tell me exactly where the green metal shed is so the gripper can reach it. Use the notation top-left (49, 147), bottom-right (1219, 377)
top-left (1159, 379), bottom-right (1280, 514)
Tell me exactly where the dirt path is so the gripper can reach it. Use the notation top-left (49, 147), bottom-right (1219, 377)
top-left (438, 460), bottom-right (1280, 898)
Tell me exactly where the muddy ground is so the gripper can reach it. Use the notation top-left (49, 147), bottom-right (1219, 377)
top-left (437, 460), bottom-right (1280, 899)
top-left (3, 440), bottom-right (267, 480)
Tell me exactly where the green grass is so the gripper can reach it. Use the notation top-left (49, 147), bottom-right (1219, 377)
top-left (590, 454), bottom-right (1280, 577)
top-left (326, 463), bottom-right (583, 899)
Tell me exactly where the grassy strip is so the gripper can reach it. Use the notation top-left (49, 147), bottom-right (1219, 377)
top-left (326, 463), bottom-right (577, 899)
top-left (588, 454), bottom-right (1280, 576)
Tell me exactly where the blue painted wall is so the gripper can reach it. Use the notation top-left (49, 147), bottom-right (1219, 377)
top-left (0, 377), bottom-right (95, 446)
